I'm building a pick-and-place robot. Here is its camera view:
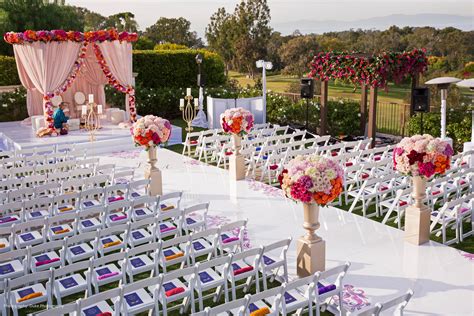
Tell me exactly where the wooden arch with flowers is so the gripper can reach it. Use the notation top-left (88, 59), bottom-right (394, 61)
top-left (309, 49), bottom-right (428, 146)
top-left (4, 29), bottom-right (138, 136)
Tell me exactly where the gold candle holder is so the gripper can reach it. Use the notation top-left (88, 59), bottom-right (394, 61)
top-left (84, 102), bottom-right (100, 142)
top-left (180, 93), bottom-right (198, 132)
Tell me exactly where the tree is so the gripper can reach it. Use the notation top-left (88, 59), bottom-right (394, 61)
top-left (206, 0), bottom-right (272, 76)
top-left (73, 7), bottom-right (107, 31)
top-left (133, 36), bottom-right (155, 50)
top-left (232, 0), bottom-right (272, 76)
top-left (0, 0), bottom-right (84, 55)
top-left (206, 7), bottom-right (236, 76)
top-left (145, 17), bottom-right (202, 47)
top-left (104, 12), bottom-right (138, 32)
top-left (278, 35), bottom-right (319, 76)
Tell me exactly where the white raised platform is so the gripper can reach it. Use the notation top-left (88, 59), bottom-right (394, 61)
top-left (0, 120), bottom-right (182, 154)
top-left (97, 148), bottom-right (474, 315)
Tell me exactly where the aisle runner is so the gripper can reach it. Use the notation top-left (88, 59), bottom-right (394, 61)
top-left (246, 179), bottom-right (284, 197)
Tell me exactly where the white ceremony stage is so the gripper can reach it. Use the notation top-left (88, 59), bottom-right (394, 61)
top-left (94, 148), bottom-right (474, 315)
top-left (0, 121), bottom-right (182, 154)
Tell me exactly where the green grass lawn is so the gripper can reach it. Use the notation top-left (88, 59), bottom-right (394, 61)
top-left (230, 71), bottom-right (411, 104)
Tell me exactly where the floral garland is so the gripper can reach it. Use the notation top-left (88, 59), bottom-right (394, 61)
top-left (93, 43), bottom-right (137, 122)
top-left (37, 41), bottom-right (89, 136)
top-left (309, 49), bottom-right (428, 89)
top-left (4, 29), bottom-right (138, 44)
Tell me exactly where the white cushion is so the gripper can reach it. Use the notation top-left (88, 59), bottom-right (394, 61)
top-left (110, 110), bottom-right (126, 125)
top-left (68, 119), bottom-right (80, 131)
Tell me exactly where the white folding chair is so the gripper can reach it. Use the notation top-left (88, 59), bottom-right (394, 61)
top-left (131, 196), bottom-right (158, 221)
top-left (157, 235), bottom-right (191, 274)
top-left (46, 212), bottom-right (77, 241)
top-left (225, 247), bottom-right (263, 301)
top-left (89, 251), bottom-right (126, 294)
top-left (219, 220), bottom-right (248, 254)
top-left (154, 266), bottom-right (196, 316)
top-left (28, 239), bottom-right (64, 273)
top-left (7, 269), bottom-right (53, 316)
top-left (52, 192), bottom-right (79, 216)
top-left (12, 218), bottom-right (46, 249)
top-left (76, 287), bottom-right (121, 316)
top-left (260, 238), bottom-right (291, 290)
top-left (104, 200), bottom-right (131, 227)
top-left (0, 248), bottom-right (28, 280)
top-left (125, 217), bottom-right (154, 247)
top-left (113, 169), bottom-right (135, 185)
top-left (79, 188), bottom-right (105, 210)
top-left (64, 231), bottom-right (98, 264)
top-left (129, 179), bottom-right (151, 201)
top-left (97, 224), bottom-right (127, 256)
top-left (159, 191), bottom-right (183, 212)
top-left (119, 276), bottom-right (157, 315)
top-left (52, 261), bottom-right (92, 305)
top-left (188, 227), bottom-right (219, 264)
top-left (183, 202), bottom-right (209, 234)
top-left (125, 241), bottom-right (159, 283)
top-left (195, 255), bottom-right (232, 310)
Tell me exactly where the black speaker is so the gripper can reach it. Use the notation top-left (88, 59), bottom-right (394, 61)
top-left (300, 78), bottom-right (314, 99)
top-left (197, 74), bottom-right (206, 87)
top-left (412, 87), bottom-right (430, 112)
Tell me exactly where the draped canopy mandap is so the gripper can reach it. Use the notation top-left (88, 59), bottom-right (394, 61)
top-left (4, 29), bottom-right (138, 136)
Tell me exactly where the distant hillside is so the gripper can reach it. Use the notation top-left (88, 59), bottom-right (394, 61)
top-left (273, 14), bottom-right (473, 35)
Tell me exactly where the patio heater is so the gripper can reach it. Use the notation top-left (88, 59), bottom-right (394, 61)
top-left (456, 78), bottom-right (474, 167)
top-left (191, 53), bottom-right (208, 128)
top-left (425, 77), bottom-right (461, 146)
top-left (256, 60), bottom-right (273, 124)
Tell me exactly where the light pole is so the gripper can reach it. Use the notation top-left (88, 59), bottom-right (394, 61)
top-left (456, 78), bottom-right (474, 167)
top-left (425, 77), bottom-right (461, 146)
top-left (256, 60), bottom-right (273, 124)
top-left (191, 53), bottom-right (208, 128)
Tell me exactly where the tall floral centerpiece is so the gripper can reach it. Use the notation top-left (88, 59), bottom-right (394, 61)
top-left (393, 134), bottom-right (453, 245)
top-left (220, 107), bottom-right (254, 180)
top-left (132, 115), bottom-right (171, 196)
top-left (279, 154), bottom-right (344, 276)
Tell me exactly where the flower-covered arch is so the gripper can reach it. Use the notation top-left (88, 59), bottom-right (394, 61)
top-left (308, 49), bottom-right (428, 145)
top-left (4, 29), bottom-right (138, 136)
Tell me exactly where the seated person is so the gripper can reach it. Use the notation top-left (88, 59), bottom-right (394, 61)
top-left (53, 102), bottom-right (70, 135)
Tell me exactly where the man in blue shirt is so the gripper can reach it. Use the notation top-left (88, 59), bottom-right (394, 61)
top-left (53, 102), bottom-right (69, 135)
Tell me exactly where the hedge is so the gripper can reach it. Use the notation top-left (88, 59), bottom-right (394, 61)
top-left (133, 49), bottom-right (226, 88)
top-left (0, 56), bottom-right (20, 86)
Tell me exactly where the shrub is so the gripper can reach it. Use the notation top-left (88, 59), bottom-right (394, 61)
top-left (0, 87), bottom-right (28, 122)
top-left (133, 49), bottom-right (226, 88)
top-left (266, 93), bottom-right (361, 136)
top-left (154, 43), bottom-right (188, 50)
top-left (0, 56), bottom-right (20, 86)
top-left (133, 37), bottom-right (155, 50)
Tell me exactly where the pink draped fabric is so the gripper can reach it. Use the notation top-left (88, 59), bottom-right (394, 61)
top-left (61, 45), bottom-right (108, 118)
top-left (13, 42), bottom-right (81, 121)
top-left (96, 41), bottom-right (133, 118)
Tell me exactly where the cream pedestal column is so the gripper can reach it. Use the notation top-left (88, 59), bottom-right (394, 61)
top-left (145, 147), bottom-right (163, 196)
top-left (229, 134), bottom-right (245, 181)
top-left (297, 203), bottom-right (326, 277)
top-left (405, 176), bottom-right (430, 245)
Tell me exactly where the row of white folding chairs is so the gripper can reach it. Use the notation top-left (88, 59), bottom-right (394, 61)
top-left (195, 262), bottom-right (350, 316)
top-left (0, 143), bottom-right (79, 159)
top-left (348, 173), bottom-right (408, 218)
top-left (350, 165), bottom-right (473, 222)
top-left (0, 215), bottom-right (244, 288)
top-left (451, 149), bottom-right (473, 169)
top-left (31, 239), bottom-right (291, 316)
top-left (0, 157), bottom-right (100, 182)
top-left (182, 124), bottom-right (275, 157)
top-left (379, 167), bottom-right (473, 229)
top-left (0, 174), bottom-right (144, 207)
top-left (0, 187), bottom-right (184, 250)
top-left (343, 158), bottom-right (394, 203)
top-left (0, 180), bottom-right (153, 225)
top-left (429, 193), bottom-right (474, 245)
top-left (2, 223), bottom-right (255, 316)
top-left (0, 152), bottom-right (82, 170)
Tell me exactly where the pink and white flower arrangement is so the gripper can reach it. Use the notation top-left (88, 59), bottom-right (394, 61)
top-left (279, 154), bottom-right (344, 205)
top-left (131, 115), bottom-right (171, 149)
top-left (220, 107), bottom-right (254, 136)
top-left (393, 134), bottom-right (453, 179)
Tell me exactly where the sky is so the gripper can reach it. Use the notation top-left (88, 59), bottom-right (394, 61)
top-left (68, 0), bottom-right (474, 36)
